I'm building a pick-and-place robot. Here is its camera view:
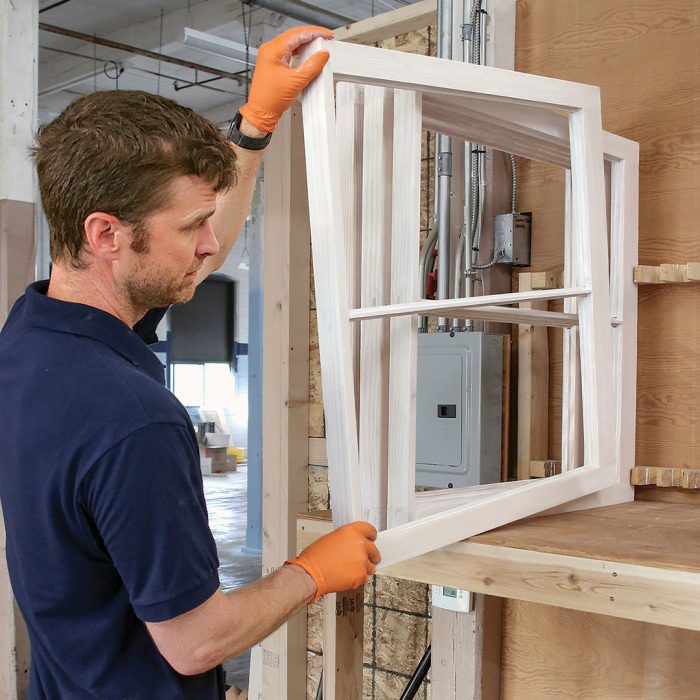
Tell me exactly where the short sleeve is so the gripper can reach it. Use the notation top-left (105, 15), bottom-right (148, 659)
top-left (82, 422), bottom-right (220, 622)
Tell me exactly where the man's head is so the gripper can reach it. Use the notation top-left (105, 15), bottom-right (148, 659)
top-left (32, 90), bottom-right (236, 272)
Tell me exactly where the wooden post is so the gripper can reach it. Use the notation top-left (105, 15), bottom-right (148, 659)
top-left (517, 272), bottom-right (550, 480)
top-left (431, 596), bottom-right (502, 699)
top-left (322, 589), bottom-right (364, 700)
top-left (260, 105), bottom-right (311, 700)
top-left (1, 1), bottom-right (38, 696)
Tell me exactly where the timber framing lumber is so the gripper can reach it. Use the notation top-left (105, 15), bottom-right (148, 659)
top-left (333, 0), bottom-right (436, 44)
top-left (260, 107), bottom-right (310, 699)
top-left (517, 272), bottom-right (550, 481)
top-left (298, 501), bottom-right (700, 632)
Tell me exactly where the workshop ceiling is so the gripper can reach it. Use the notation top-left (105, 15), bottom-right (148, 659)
top-left (37, 0), bottom-right (422, 126)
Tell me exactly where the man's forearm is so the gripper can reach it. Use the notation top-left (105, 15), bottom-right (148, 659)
top-left (222, 562), bottom-right (315, 653)
top-left (197, 118), bottom-right (266, 282)
top-left (147, 563), bottom-right (315, 675)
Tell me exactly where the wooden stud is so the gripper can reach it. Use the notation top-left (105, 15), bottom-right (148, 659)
top-left (260, 107), bottom-right (311, 700)
top-left (300, 48), bottom-right (364, 700)
top-left (501, 335), bottom-right (512, 483)
top-left (517, 272), bottom-right (550, 481)
top-left (333, 0), bottom-right (436, 44)
top-left (431, 598), bottom-right (503, 700)
top-left (322, 589), bottom-right (364, 700)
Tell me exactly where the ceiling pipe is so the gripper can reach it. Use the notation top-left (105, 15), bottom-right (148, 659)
top-left (39, 23), bottom-right (246, 84)
top-left (435, 0), bottom-right (453, 332)
top-left (252, 0), bottom-right (354, 29)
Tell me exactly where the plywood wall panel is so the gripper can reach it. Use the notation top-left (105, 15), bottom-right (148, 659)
top-left (501, 600), bottom-right (700, 700)
top-left (509, 0), bottom-right (700, 696)
top-left (636, 285), bottom-right (700, 468)
top-left (517, 0), bottom-right (700, 475)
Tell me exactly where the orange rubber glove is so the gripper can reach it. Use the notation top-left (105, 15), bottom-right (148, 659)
top-left (239, 25), bottom-right (334, 133)
top-left (287, 521), bottom-right (381, 602)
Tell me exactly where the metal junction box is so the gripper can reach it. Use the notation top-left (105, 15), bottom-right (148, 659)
top-left (494, 211), bottom-right (532, 266)
top-left (415, 331), bottom-right (503, 489)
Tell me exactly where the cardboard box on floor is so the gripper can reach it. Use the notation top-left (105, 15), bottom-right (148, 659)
top-left (207, 446), bottom-right (237, 473)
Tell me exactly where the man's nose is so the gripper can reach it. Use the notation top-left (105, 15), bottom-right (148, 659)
top-left (197, 219), bottom-right (220, 257)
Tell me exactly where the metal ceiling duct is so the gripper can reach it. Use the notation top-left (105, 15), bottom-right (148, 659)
top-left (253, 0), bottom-right (353, 29)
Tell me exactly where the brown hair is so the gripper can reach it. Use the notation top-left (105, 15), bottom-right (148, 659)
top-left (32, 90), bottom-right (236, 268)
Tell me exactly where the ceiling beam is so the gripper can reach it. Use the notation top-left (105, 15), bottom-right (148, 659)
top-left (252, 0), bottom-right (353, 27)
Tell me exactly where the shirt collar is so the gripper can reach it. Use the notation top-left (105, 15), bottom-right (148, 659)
top-left (24, 281), bottom-right (165, 385)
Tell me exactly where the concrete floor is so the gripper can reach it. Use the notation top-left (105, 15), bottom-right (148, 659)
top-left (203, 466), bottom-right (261, 690)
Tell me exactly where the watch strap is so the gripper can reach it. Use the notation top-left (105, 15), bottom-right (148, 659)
top-left (227, 111), bottom-right (272, 151)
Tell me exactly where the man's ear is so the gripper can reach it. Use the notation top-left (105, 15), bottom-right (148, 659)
top-left (83, 212), bottom-right (125, 261)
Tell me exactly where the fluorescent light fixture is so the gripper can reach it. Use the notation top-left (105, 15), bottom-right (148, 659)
top-left (182, 27), bottom-right (257, 66)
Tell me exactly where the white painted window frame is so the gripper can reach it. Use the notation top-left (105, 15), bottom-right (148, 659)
top-left (299, 38), bottom-right (636, 569)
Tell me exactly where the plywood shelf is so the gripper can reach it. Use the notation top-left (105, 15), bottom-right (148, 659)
top-left (298, 501), bottom-right (700, 631)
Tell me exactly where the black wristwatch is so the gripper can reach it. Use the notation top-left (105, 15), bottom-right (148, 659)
top-left (227, 111), bottom-right (272, 151)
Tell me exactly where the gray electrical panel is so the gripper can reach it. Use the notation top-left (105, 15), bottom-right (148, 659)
top-left (415, 331), bottom-right (503, 489)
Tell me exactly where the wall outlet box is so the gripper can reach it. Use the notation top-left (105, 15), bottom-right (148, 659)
top-left (494, 211), bottom-right (532, 266)
top-left (432, 585), bottom-right (474, 612)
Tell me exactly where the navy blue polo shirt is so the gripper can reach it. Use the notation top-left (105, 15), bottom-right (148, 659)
top-left (0, 281), bottom-right (225, 700)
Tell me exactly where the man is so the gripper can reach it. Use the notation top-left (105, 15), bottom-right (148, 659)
top-left (0, 26), bottom-right (380, 699)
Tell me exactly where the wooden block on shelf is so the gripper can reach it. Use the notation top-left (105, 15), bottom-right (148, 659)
top-left (655, 467), bottom-right (682, 488)
top-left (528, 271), bottom-right (559, 290)
top-left (529, 460), bottom-right (561, 478)
top-left (633, 265), bottom-right (660, 284)
top-left (682, 469), bottom-right (700, 490)
top-left (630, 466), bottom-right (656, 486)
top-left (631, 466), bottom-right (699, 489)
top-left (659, 263), bottom-right (689, 283)
top-left (634, 262), bottom-right (700, 284)
top-left (687, 262), bottom-right (700, 280)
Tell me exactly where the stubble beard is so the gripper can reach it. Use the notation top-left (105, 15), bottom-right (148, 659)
top-left (123, 257), bottom-right (197, 314)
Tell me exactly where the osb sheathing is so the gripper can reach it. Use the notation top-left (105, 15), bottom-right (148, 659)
top-left (305, 26), bottom-right (435, 700)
